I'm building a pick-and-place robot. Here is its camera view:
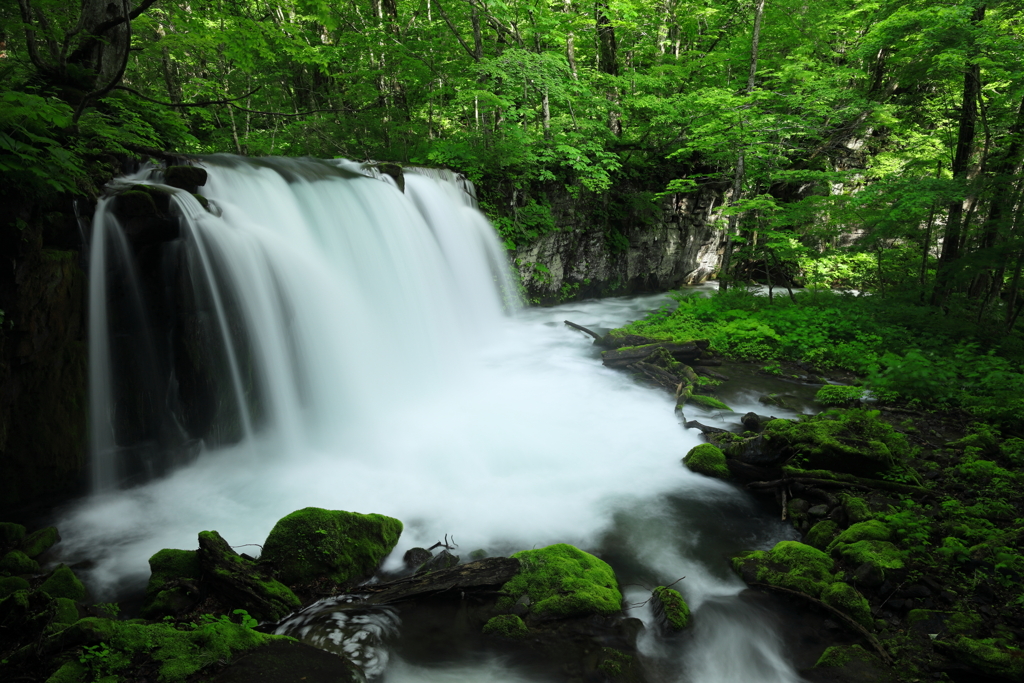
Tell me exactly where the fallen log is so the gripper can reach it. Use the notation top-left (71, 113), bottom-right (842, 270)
top-left (602, 342), bottom-right (702, 368)
top-left (356, 557), bottom-right (521, 605)
top-left (563, 320), bottom-right (602, 341)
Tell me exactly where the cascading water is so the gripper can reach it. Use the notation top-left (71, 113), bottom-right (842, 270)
top-left (62, 156), bottom-right (805, 682)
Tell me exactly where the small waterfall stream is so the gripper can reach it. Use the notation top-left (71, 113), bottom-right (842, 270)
top-left (62, 157), bottom-right (805, 682)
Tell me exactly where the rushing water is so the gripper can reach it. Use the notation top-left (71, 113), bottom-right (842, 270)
top-left (60, 157), bottom-right (806, 682)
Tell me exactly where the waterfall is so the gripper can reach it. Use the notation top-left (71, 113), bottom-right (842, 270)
top-left (65, 156), bottom-right (803, 682)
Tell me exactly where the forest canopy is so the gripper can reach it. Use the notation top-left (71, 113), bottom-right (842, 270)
top-left (3, 0), bottom-right (1024, 321)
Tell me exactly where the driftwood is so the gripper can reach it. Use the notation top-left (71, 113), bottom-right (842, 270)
top-left (685, 420), bottom-right (730, 435)
top-left (602, 342), bottom-right (703, 368)
top-left (563, 320), bottom-right (602, 341)
top-left (748, 583), bottom-right (892, 666)
top-left (356, 557), bottom-right (520, 605)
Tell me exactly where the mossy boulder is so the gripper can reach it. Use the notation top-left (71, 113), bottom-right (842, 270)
top-left (835, 540), bottom-right (905, 571)
top-left (732, 541), bottom-right (835, 597)
top-left (682, 444), bottom-right (730, 479)
top-left (763, 409), bottom-right (908, 476)
top-left (39, 564), bottom-right (86, 601)
top-left (20, 526), bottom-right (60, 558)
top-left (936, 636), bottom-right (1024, 681)
top-left (141, 548), bottom-right (202, 619)
top-left (163, 165), bottom-right (208, 192)
top-left (805, 520), bottom-right (839, 550)
top-left (0, 549), bottom-right (41, 575)
top-left (826, 520), bottom-right (892, 552)
top-left (839, 493), bottom-right (873, 523)
top-left (0, 575), bottom-right (30, 598)
top-left (812, 644), bottom-right (896, 682)
top-left (0, 522), bottom-right (27, 546)
top-left (687, 395), bottom-right (732, 412)
top-left (482, 614), bottom-right (529, 639)
top-left (820, 581), bottom-right (873, 629)
top-left (497, 543), bottom-right (622, 619)
top-left (260, 507), bottom-right (403, 588)
top-left (650, 586), bottom-right (690, 631)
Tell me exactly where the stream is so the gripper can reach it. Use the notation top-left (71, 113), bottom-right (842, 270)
top-left (53, 158), bottom-right (826, 682)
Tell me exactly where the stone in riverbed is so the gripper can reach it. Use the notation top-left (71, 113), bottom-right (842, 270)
top-left (682, 444), bottom-right (730, 479)
top-left (496, 543), bottom-right (622, 619)
top-left (732, 541), bottom-right (836, 597)
top-left (650, 586), bottom-right (690, 631)
top-left (259, 507), bottom-right (403, 588)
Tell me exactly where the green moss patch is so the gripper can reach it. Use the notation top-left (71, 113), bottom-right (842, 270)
top-left (732, 541), bottom-right (835, 597)
top-left (937, 636), bottom-right (1024, 681)
top-left (0, 522), bottom-right (27, 546)
top-left (687, 395), bottom-right (733, 411)
top-left (682, 444), bottom-right (730, 479)
top-left (763, 409), bottom-right (908, 476)
top-left (835, 540), bottom-right (905, 570)
top-left (805, 520), bottom-right (838, 550)
top-left (141, 548), bottom-right (201, 619)
top-left (260, 508), bottom-right (403, 587)
top-left (839, 493), bottom-right (873, 523)
top-left (651, 586), bottom-right (690, 630)
top-left (482, 614), bottom-right (529, 638)
top-left (820, 581), bottom-right (873, 628)
top-left (826, 520), bottom-right (892, 552)
top-left (39, 564), bottom-right (86, 601)
top-left (0, 575), bottom-right (30, 598)
top-left (0, 550), bottom-right (41, 575)
top-left (497, 543), bottom-right (622, 618)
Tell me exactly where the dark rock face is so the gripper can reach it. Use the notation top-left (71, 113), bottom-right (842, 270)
top-left (513, 185), bottom-right (725, 304)
top-left (0, 192), bottom-right (89, 513)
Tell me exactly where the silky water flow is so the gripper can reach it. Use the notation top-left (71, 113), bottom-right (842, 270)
top-left (61, 156), bottom-right (804, 682)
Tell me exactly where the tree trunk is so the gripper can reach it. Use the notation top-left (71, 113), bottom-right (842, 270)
top-left (932, 5), bottom-right (986, 306)
top-left (595, 1), bottom-right (621, 135)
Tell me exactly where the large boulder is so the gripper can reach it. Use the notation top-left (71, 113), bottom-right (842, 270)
top-left (259, 508), bottom-right (403, 588)
top-left (732, 541), bottom-right (836, 597)
top-left (198, 531), bottom-right (301, 622)
top-left (496, 543), bottom-right (622, 619)
top-left (140, 548), bottom-right (202, 619)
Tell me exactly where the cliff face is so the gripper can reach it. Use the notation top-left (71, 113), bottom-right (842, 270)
top-left (512, 185), bottom-right (725, 304)
top-left (0, 194), bottom-right (90, 514)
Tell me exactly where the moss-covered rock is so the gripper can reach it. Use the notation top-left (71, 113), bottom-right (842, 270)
top-left (682, 444), bottom-right (730, 479)
top-left (650, 586), bottom-right (690, 631)
top-left (164, 165), bottom-right (208, 191)
top-left (835, 540), bottom-right (905, 571)
top-left (820, 581), bottom-right (873, 629)
top-left (198, 530), bottom-right (301, 622)
top-left (839, 493), bottom-right (873, 523)
top-left (141, 548), bottom-right (201, 619)
top-left (907, 609), bottom-right (982, 637)
top-left (482, 614), bottom-right (529, 638)
top-left (20, 526), bottom-right (60, 558)
top-left (39, 564), bottom-right (86, 601)
top-left (259, 507), bottom-right (403, 587)
top-left (812, 644), bottom-right (895, 681)
top-left (45, 660), bottom-right (87, 683)
top-left (763, 409), bottom-right (908, 476)
top-left (937, 636), bottom-right (1024, 681)
top-left (732, 541), bottom-right (835, 597)
top-left (497, 543), bottom-right (622, 618)
top-left (51, 597), bottom-right (80, 625)
top-left (0, 522), bottom-right (27, 546)
top-left (0, 575), bottom-right (30, 598)
top-left (0, 549), bottom-right (41, 575)
top-left (687, 395), bottom-right (732, 411)
top-left (826, 520), bottom-right (892, 552)
top-left (805, 520), bottom-right (839, 550)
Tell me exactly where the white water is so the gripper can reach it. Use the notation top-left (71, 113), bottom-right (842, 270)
top-left (61, 157), bottom-right (802, 682)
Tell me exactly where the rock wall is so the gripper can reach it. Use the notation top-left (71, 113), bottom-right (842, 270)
top-left (512, 184), bottom-right (726, 304)
top-left (0, 194), bottom-right (91, 514)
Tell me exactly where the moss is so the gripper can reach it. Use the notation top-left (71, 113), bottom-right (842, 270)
top-left (814, 644), bottom-right (878, 668)
top-left (19, 526), bottom-right (60, 558)
top-left (39, 564), bottom-right (86, 601)
top-left (907, 610), bottom-right (982, 636)
top-left (682, 444), bottom-right (730, 479)
top-left (0, 549), bottom-right (41, 575)
top-left (763, 409), bottom-right (908, 476)
top-left (805, 520), bottom-right (839, 550)
top-left (815, 385), bottom-right (865, 406)
top-left (198, 531), bottom-right (301, 621)
top-left (939, 636), bottom-right (1024, 680)
top-left (835, 540), bottom-right (905, 570)
top-left (651, 586), bottom-right (690, 630)
top-left (597, 647), bottom-right (639, 682)
top-left (259, 507), bottom-right (403, 587)
top-left (732, 541), bottom-right (835, 597)
top-left (498, 543), bottom-right (622, 618)
top-left (45, 661), bottom-right (87, 683)
top-left (51, 597), bottom-right (79, 624)
top-left (687, 395), bottom-right (733, 411)
top-left (821, 581), bottom-right (873, 629)
top-left (482, 614), bottom-right (529, 638)
top-left (0, 575), bottom-right (30, 598)
top-left (826, 520), bottom-right (892, 552)
top-left (839, 493), bottom-right (873, 523)
top-left (0, 522), bottom-right (27, 546)
top-left (142, 547), bottom-right (200, 617)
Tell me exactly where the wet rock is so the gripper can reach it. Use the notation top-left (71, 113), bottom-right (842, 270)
top-left (758, 393), bottom-right (798, 410)
top-left (650, 585), bottom-right (690, 632)
top-left (808, 505), bottom-right (829, 517)
top-left (804, 644), bottom-right (897, 683)
top-left (163, 165), bottom-right (208, 193)
top-left (741, 412), bottom-right (761, 432)
top-left (496, 544), bottom-right (622, 619)
top-left (852, 562), bottom-right (885, 588)
top-left (0, 550), bottom-right (40, 575)
top-left (141, 548), bottom-right (202, 619)
top-left (259, 507), bottom-right (403, 588)
top-left (38, 564), bottom-right (86, 601)
top-left (19, 526), bottom-right (59, 558)
top-left (402, 547), bottom-right (432, 571)
top-left (0, 576), bottom-right (30, 599)
top-left (805, 520), bottom-right (838, 550)
top-left (418, 549), bottom-right (460, 574)
top-left (733, 541), bottom-right (836, 597)
top-left (820, 581), bottom-right (873, 629)
top-left (0, 523), bottom-right (26, 548)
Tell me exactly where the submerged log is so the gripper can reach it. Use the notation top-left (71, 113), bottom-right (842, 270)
top-left (357, 557), bottom-right (521, 605)
top-left (563, 320), bottom-right (602, 341)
